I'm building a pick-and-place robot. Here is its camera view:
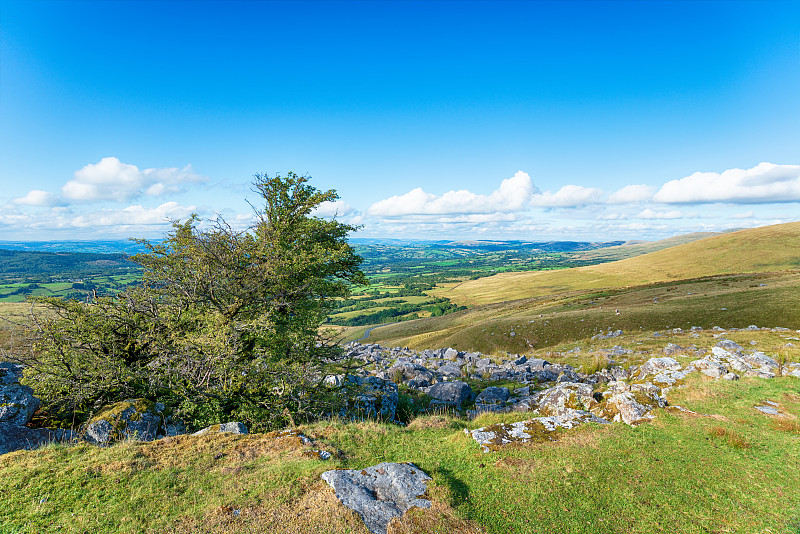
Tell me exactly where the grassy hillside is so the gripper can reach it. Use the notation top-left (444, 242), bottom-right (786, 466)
top-left (366, 271), bottom-right (800, 353)
top-left (433, 221), bottom-right (800, 307)
top-left (570, 229), bottom-right (739, 263)
top-left (3, 374), bottom-right (800, 533)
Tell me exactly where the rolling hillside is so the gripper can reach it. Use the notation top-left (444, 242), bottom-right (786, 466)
top-left (364, 222), bottom-right (800, 353)
top-left (433, 221), bottom-right (800, 307)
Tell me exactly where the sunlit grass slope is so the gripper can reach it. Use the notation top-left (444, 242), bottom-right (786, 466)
top-left (433, 221), bottom-right (800, 307)
top-left (3, 376), bottom-right (800, 533)
top-left (570, 229), bottom-right (739, 263)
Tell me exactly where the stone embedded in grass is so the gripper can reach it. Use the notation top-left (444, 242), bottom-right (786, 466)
top-left (321, 462), bottom-right (432, 534)
top-left (754, 401), bottom-right (788, 417)
top-left (469, 410), bottom-right (610, 452)
top-left (0, 423), bottom-right (75, 456)
top-left (663, 343), bottom-right (684, 356)
top-left (192, 422), bottom-right (248, 436)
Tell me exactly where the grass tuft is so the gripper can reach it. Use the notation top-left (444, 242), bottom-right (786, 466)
top-left (707, 426), bottom-right (751, 449)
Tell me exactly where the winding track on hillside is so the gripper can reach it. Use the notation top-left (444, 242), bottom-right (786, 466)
top-left (356, 322), bottom-right (400, 342)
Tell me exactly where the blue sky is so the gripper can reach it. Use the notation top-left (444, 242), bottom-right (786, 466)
top-left (1, 0), bottom-right (799, 242)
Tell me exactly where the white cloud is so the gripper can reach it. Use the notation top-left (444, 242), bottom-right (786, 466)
top-left (13, 189), bottom-right (62, 207)
top-left (635, 208), bottom-right (684, 219)
top-left (607, 184), bottom-right (655, 203)
top-left (530, 184), bottom-right (603, 207)
top-left (312, 200), bottom-right (354, 218)
top-left (731, 211), bottom-right (754, 219)
top-left (367, 171), bottom-right (538, 216)
top-left (653, 162), bottom-right (800, 204)
top-left (70, 202), bottom-right (196, 227)
top-left (62, 157), bottom-right (207, 202)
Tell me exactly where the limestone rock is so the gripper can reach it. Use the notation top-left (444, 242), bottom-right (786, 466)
top-left (475, 386), bottom-right (510, 406)
top-left (388, 361), bottom-right (435, 386)
top-left (0, 381), bottom-right (39, 427)
top-left (716, 339), bottom-right (744, 353)
top-left (193, 422), bottom-right (248, 436)
top-left (600, 390), bottom-right (662, 425)
top-left (84, 399), bottom-right (173, 445)
top-left (426, 381), bottom-right (472, 409)
top-left (321, 462), bottom-right (431, 534)
top-left (0, 423), bottom-right (75, 456)
top-left (686, 358), bottom-right (729, 378)
top-left (474, 386), bottom-right (511, 414)
top-left (536, 382), bottom-right (596, 417)
top-left (436, 363), bottom-right (463, 379)
top-left (638, 357), bottom-right (681, 378)
top-left (469, 410), bottom-right (610, 452)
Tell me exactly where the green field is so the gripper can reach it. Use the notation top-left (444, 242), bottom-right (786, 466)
top-left (0, 274), bottom-right (141, 303)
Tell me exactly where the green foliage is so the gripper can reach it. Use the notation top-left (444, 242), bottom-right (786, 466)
top-left (19, 172), bottom-right (365, 431)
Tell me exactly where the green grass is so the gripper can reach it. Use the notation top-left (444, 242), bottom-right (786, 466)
top-left (2, 376), bottom-right (800, 533)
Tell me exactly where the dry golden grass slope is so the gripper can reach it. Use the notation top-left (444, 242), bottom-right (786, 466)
top-left (435, 221), bottom-right (800, 306)
top-left (571, 229), bottom-right (740, 263)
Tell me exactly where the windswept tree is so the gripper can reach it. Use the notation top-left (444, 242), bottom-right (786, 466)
top-left (21, 173), bottom-right (366, 430)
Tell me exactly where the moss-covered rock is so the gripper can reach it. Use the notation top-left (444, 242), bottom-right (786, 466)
top-left (84, 399), bottom-right (181, 444)
top-left (469, 409), bottom-right (610, 452)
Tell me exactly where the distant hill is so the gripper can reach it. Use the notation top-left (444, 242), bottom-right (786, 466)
top-left (432, 221), bottom-right (800, 307)
top-left (0, 240), bottom-right (151, 255)
top-left (0, 249), bottom-right (138, 279)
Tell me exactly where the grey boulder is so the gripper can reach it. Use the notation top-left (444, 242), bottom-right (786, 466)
top-left (0, 422), bottom-right (75, 456)
top-left (84, 399), bottom-right (178, 444)
top-left (0, 382), bottom-right (39, 427)
top-left (321, 462), bottom-right (431, 534)
top-left (426, 381), bottom-right (472, 409)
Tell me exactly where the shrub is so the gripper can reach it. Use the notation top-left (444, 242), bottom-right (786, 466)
top-left (20, 173), bottom-right (366, 431)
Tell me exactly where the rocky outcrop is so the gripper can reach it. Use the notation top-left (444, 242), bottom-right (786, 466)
top-left (0, 362), bottom-right (75, 455)
top-left (592, 381), bottom-right (667, 425)
top-left (474, 386), bottom-right (510, 413)
top-left (0, 363), bottom-right (39, 427)
top-left (321, 462), bottom-right (432, 534)
top-left (0, 423), bottom-right (74, 456)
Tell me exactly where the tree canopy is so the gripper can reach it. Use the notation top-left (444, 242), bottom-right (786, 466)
top-left (21, 172), bottom-right (366, 430)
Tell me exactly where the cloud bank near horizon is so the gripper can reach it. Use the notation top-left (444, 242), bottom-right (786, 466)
top-left (3, 159), bottom-right (800, 241)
